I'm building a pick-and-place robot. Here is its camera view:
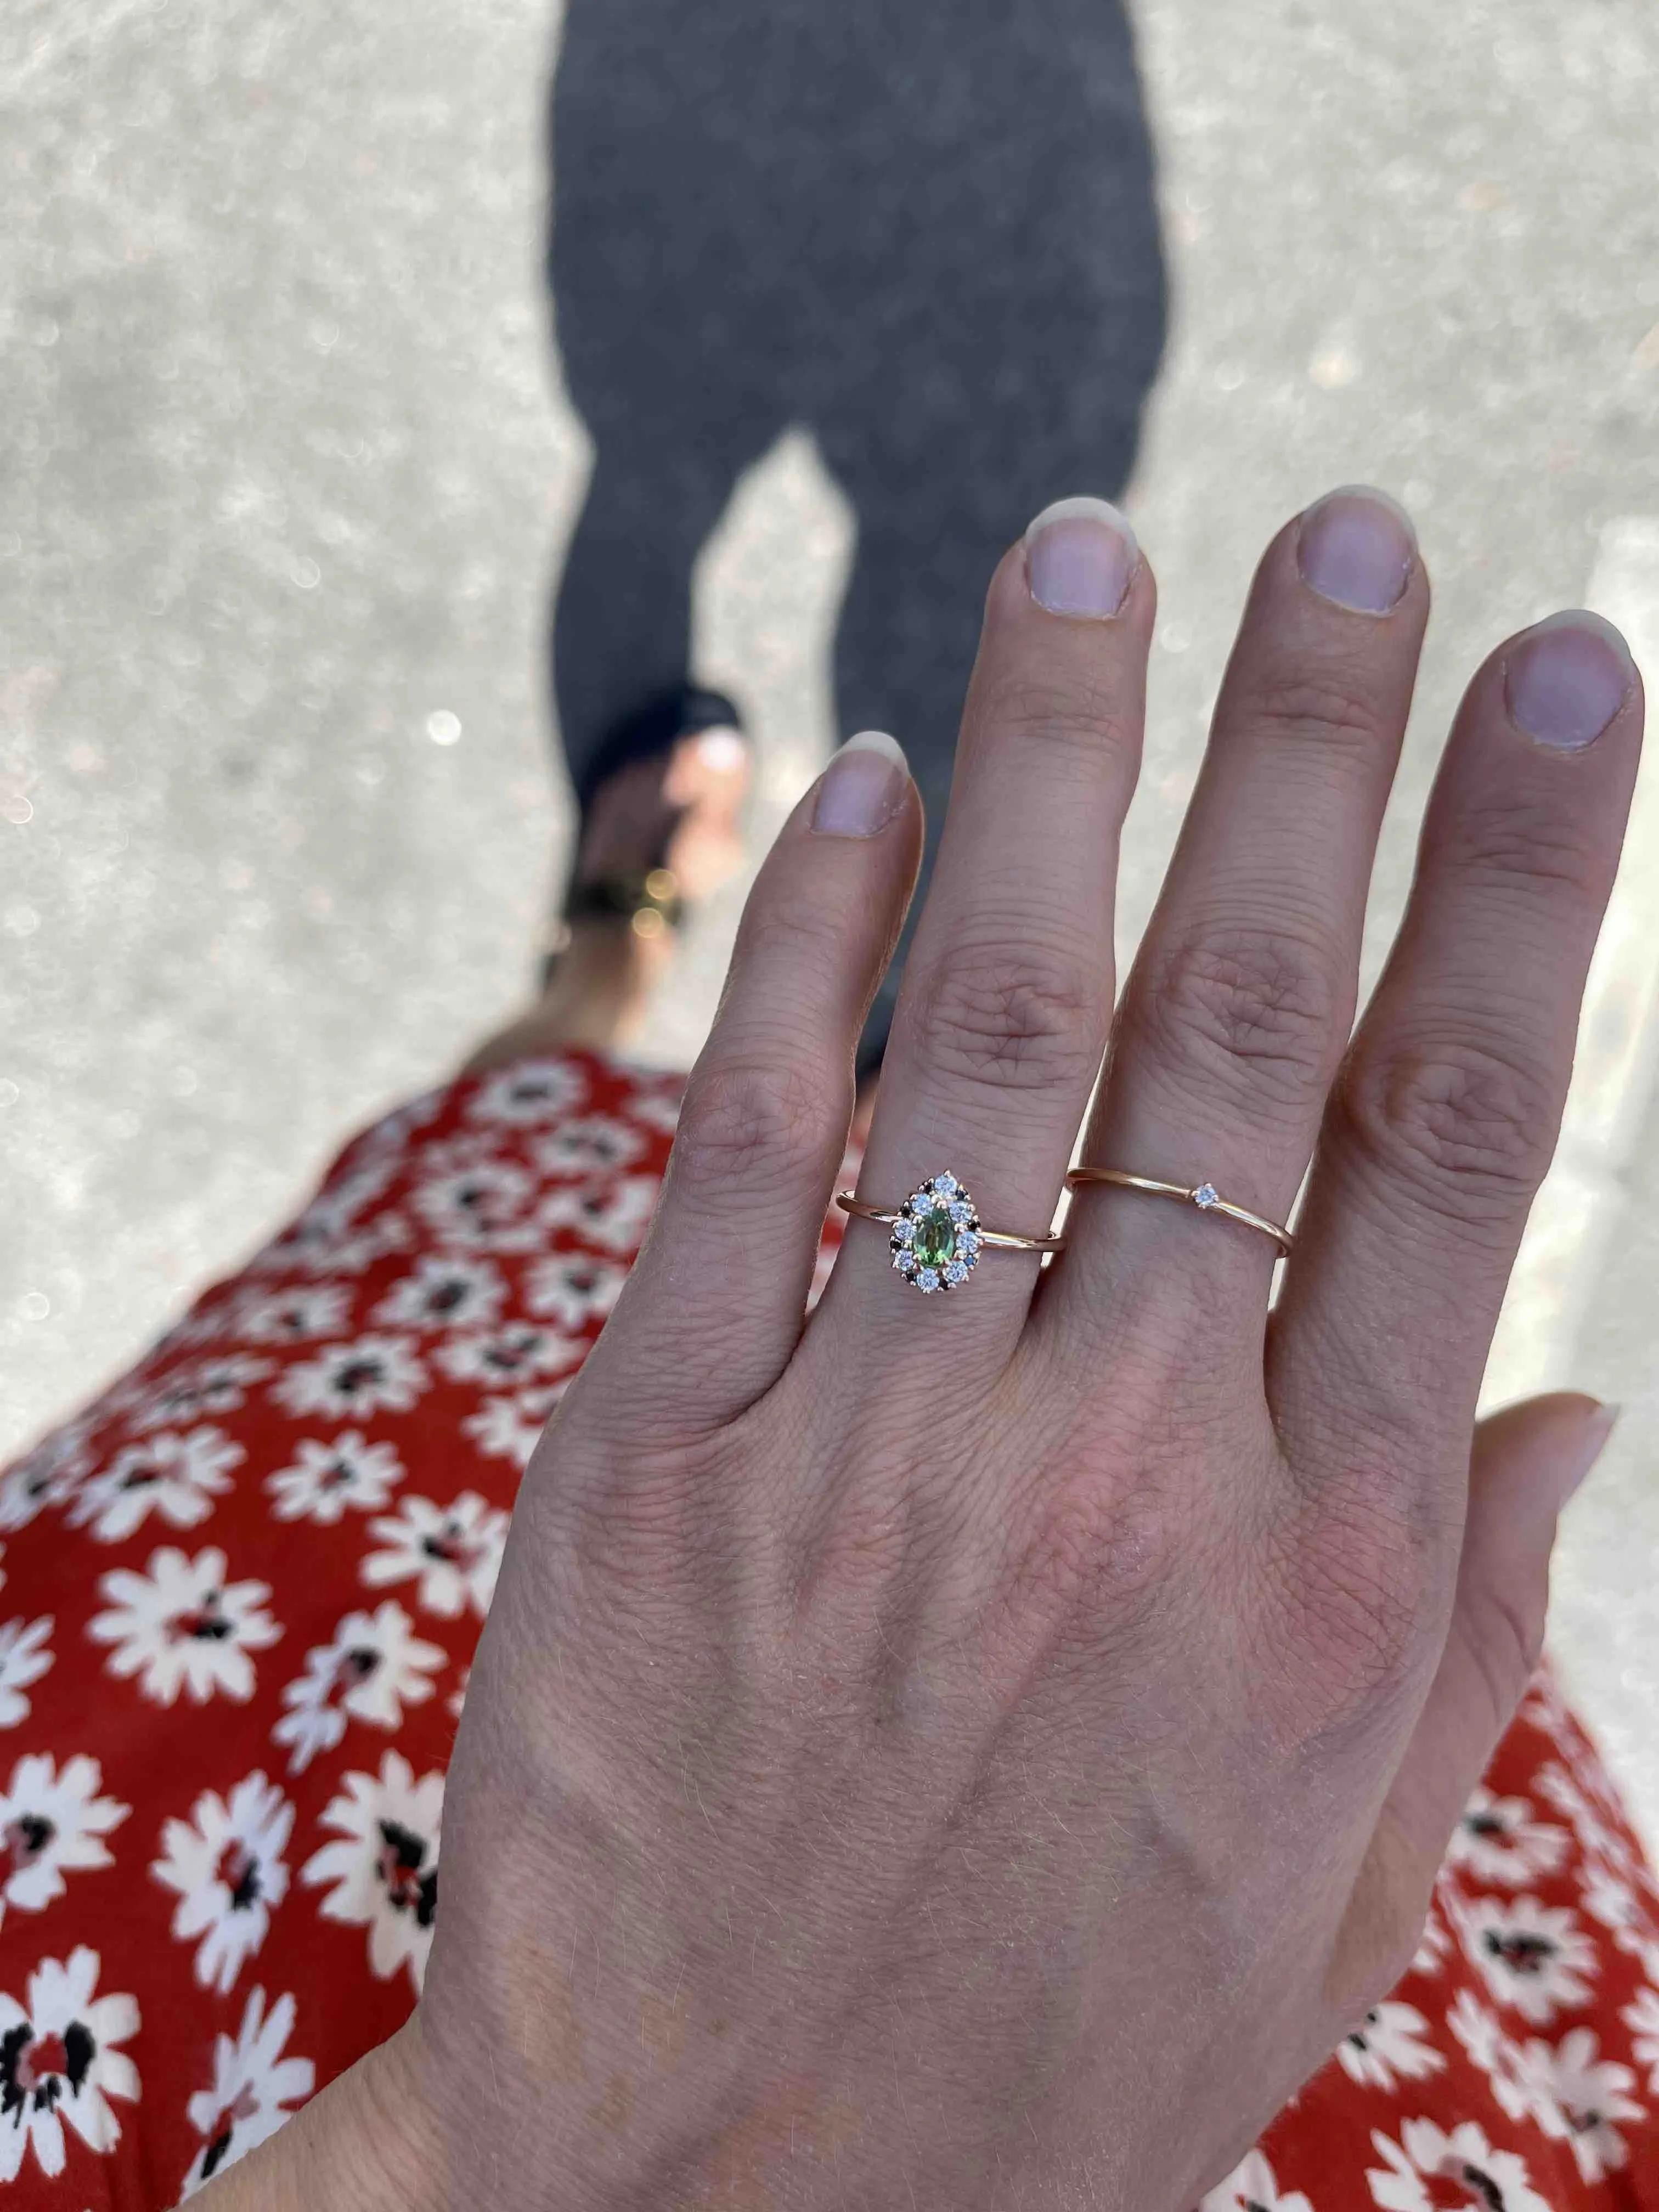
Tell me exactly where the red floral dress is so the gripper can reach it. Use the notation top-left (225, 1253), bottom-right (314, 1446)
top-left (1, 1049), bottom-right (1656, 2209)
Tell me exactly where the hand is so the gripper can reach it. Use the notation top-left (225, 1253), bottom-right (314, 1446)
top-left (212, 488), bottom-right (1640, 2211)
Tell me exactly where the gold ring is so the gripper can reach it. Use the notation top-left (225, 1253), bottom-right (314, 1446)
top-left (837, 1171), bottom-right (1064, 1294)
top-left (1065, 1168), bottom-right (1294, 1257)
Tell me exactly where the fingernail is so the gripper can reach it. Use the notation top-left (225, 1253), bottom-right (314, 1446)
top-left (1561, 1401), bottom-right (1620, 1506)
top-left (1504, 612), bottom-right (1637, 752)
top-left (1025, 496), bottom-right (1138, 619)
top-left (811, 729), bottom-right (909, 837)
top-left (1296, 486), bottom-right (1417, 614)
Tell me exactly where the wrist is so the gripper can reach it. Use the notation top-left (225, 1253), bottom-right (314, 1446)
top-left (190, 2023), bottom-right (447, 2212)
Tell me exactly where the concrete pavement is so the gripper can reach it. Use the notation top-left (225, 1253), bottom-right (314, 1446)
top-left (4, 0), bottom-right (1659, 1825)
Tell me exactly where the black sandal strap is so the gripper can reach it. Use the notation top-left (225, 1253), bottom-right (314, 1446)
top-left (563, 869), bottom-right (685, 932)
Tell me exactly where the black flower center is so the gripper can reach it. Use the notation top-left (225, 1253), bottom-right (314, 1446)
top-left (377, 1820), bottom-right (439, 1927)
top-left (1, 2018), bottom-right (94, 2117)
top-left (4, 1813), bottom-right (54, 1874)
top-left (1483, 1931), bottom-right (1554, 1973)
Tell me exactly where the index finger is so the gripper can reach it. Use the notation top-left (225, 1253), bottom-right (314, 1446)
top-left (1269, 610), bottom-right (1643, 1509)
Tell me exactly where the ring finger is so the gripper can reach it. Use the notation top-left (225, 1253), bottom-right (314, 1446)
top-left (1053, 487), bottom-right (1429, 1358)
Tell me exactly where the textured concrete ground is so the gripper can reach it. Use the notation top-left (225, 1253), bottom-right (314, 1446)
top-left (4, 0), bottom-right (1659, 1824)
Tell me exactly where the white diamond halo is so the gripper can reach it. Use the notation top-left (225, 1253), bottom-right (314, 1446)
top-left (890, 1172), bottom-right (983, 1294)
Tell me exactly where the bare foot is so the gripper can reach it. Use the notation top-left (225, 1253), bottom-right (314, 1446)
top-left (465, 719), bottom-right (748, 1071)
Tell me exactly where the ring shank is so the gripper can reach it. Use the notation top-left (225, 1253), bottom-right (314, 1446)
top-left (835, 1194), bottom-right (1065, 1254)
top-left (1065, 1168), bottom-right (1294, 1256)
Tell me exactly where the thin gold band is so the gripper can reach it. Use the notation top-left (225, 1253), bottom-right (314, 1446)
top-left (1065, 1168), bottom-right (1294, 1257)
top-left (836, 1195), bottom-right (1065, 1254)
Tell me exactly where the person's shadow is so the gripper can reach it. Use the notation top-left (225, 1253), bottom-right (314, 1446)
top-left (548, 0), bottom-right (1167, 1065)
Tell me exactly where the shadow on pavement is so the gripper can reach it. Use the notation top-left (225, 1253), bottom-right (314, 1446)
top-left (548, 0), bottom-right (1169, 1061)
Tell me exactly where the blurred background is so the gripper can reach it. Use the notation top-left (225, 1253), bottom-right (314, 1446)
top-left (3, 0), bottom-right (1659, 1822)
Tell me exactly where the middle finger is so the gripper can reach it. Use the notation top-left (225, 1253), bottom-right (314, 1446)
top-left (819, 496), bottom-right (1155, 1346)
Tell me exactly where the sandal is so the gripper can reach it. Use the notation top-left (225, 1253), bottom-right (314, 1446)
top-left (543, 684), bottom-right (748, 983)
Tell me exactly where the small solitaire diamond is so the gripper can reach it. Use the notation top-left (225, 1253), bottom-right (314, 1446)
top-left (1193, 1182), bottom-right (1220, 1210)
top-left (917, 1268), bottom-right (941, 1292)
top-left (948, 1199), bottom-right (972, 1224)
top-left (933, 1173), bottom-right (958, 1196)
top-left (943, 1261), bottom-right (969, 1286)
top-left (893, 1217), bottom-right (915, 1245)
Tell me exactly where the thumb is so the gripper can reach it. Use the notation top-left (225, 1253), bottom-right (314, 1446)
top-left (1337, 1392), bottom-right (1616, 1997)
top-left (1415, 1390), bottom-right (1617, 1776)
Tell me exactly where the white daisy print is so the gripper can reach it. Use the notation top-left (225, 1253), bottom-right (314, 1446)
top-left (0, 1946), bottom-right (140, 2183)
top-left (179, 1985), bottom-right (314, 2196)
top-left (1621, 1983), bottom-right (1659, 2090)
top-left (66, 1425), bottom-right (244, 1544)
top-left (371, 1254), bottom-right (507, 1332)
top-left (126, 1355), bottom-right (272, 1435)
top-left (272, 1604), bottom-right (444, 1774)
top-left (1456, 1892), bottom-right (1597, 2025)
top-left (1517, 1668), bottom-right (1571, 1735)
top-left (538, 1173), bottom-right (659, 1254)
top-left (88, 1547), bottom-right (281, 1706)
top-left (232, 1284), bottom-right (352, 1344)
top-left (0, 1754), bottom-right (127, 1926)
top-left (271, 1335), bottom-right (428, 1421)
top-left (0, 1616), bottom-right (53, 1729)
top-left (1582, 1863), bottom-right (1648, 1949)
top-left (461, 1381), bottom-right (567, 1469)
top-left (1446, 1989), bottom-right (1527, 2118)
top-left (361, 1493), bottom-right (507, 1620)
top-left (255, 1209), bottom-right (411, 1279)
top-left (302, 1750), bottom-right (442, 1990)
top-left (293, 1156), bottom-right (399, 1240)
top-left (524, 1251), bottom-right (626, 1333)
top-left (532, 1112), bottom-right (646, 1180)
top-left (1336, 1999), bottom-right (1445, 2092)
top-left (434, 1323), bottom-right (580, 1389)
top-left (412, 1159), bottom-right (535, 1246)
top-left (466, 1054), bottom-right (587, 1126)
top-left (1511, 2025), bottom-right (1643, 2183)
top-left (1200, 2148), bottom-right (1314, 2212)
top-left (264, 1432), bottom-right (403, 1525)
top-left (0, 1418), bottom-right (96, 1532)
top-left (1537, 1759), bottom-right (1637, 1871)
top-left (1366, 2117), bottom-right (1549, 2212)
top-left (1412, 1903), bottom-right (1451, 1977)
top-left (151, 1771), bottom-right (294, 1994)
top-left (1446, 1786), bottom-right (1570, 1888)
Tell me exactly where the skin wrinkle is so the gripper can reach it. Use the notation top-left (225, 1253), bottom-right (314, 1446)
top-left (223, 507), bottom-right (1641, 2211)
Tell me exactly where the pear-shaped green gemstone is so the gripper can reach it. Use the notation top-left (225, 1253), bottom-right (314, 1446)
top-left (911, 1204), bottom-right (957, 1271)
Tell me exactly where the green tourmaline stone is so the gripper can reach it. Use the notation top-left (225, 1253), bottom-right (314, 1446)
top-left (911, 1204), bottom-right (956, 1271)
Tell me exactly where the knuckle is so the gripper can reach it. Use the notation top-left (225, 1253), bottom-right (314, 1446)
top-left (976, 669), bottom-right (1137, 767)
top-left (1126, 919), bottom-right (1340, 1116)
top-left (1254, 1492), bottom-right (1434, 1747)
top-left (672, 1056), bottom-right (834, 1205)
top-left (1443, 788), bottom-right (1612, 906)
top-left (1331, 1025), bottom-right (1559, 1231)
top-left (1243, 663), bottom-right (1393, 759)
top-left (736, 883), bottom-right (856, 974)
top-left (905, 935), bottom-right (1104, 1093)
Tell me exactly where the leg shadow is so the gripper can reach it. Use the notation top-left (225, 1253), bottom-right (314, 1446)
top-left (549, 0), bottom-right (1168, 1064)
